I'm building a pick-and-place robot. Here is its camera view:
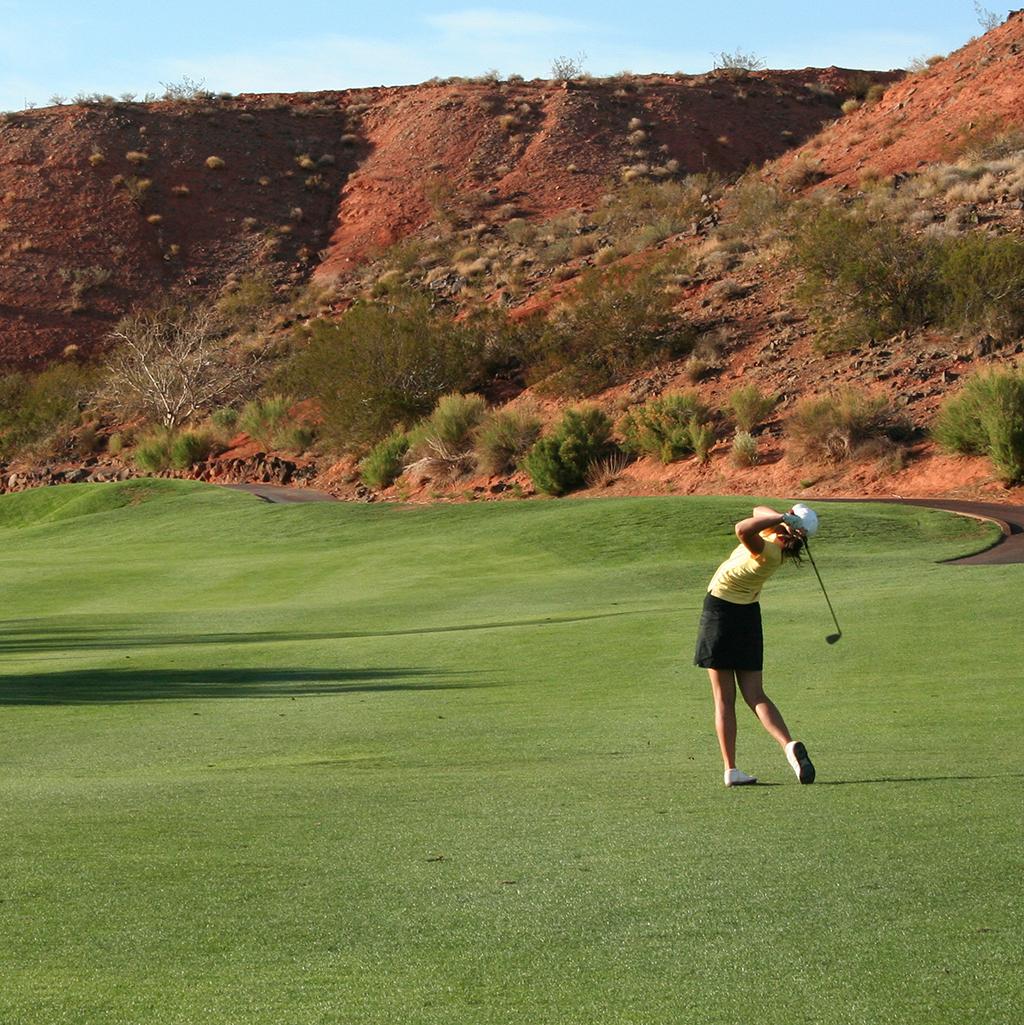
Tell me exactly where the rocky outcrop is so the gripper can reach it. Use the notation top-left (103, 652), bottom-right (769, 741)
top-left (0, 452), bottom-right (319, 495)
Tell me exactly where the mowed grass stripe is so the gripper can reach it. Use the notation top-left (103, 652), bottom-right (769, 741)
top-left (0, 482), bottom-right (1019, 1025)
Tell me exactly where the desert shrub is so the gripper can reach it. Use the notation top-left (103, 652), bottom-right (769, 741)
top-left (937, 233), bottom-right (1024, 340)
top-left (237, 395), bottom-right (296, 449)
top-left (793, 205), bottom-right (1024, 345)
top-left (551, 53), bottom-right (587, 80)
top-left (791, 206), bottom-right (940, 348)
top-left (841, 99), bottom-right (862, 115)
top-left (584, 450), bottom-right (633, 489)
top-left (530, 263), bottom-right (696, 396)
top-left (285, 426), bottom-right (317, 452)
top-left (731, 430), bottom-right (759, 467)
top-left (407, 392), bottom-right (487, 478)
top-left (779, 157), bottom-right (827, 191)
top-left (170, 430), bottom-right (216, 469)
top-left (133, 430), bottom-right (174, 472)
top-left (718, 177), bottom-right (790, 241)
top-left (122, 176), bottom-right (152, 207)
top-left (523, 407), bottom-right (615, 496)
top-left (360, 429), bottom-right (410, 489)
top-left (712, 49), bottom-right (766, 72)
top-left (933, 368), bottom-right (1024, 484)
top-left (219, 275), bottom-right (277, 323)
top-left (205, 156), bottom-right (225, 170)
top-left (688, 421), bottom-right (716, 462)
top-left (787, 387), bottom-right (911, 463)
top-left (618, 391), bottom-right (711, 463)
top-left (684, 354), bottom-right (716, 383)
top-left (594, 177), bottom-right (718, 249)
top-left (0, 363), bottom-right (97, 459)
top-left (288, 292), bottom-right (487, 447)
top-left (211, 407), bottom-right (239, 432)
top-left (727, 383), bottom-right (777, 431)
top-left (475, 407), bottom-right (542, 475)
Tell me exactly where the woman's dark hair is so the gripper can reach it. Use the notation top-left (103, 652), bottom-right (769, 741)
top-left (779, 529), bottom-right (805, 563)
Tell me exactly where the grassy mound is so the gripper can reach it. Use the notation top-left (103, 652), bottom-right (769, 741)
top-left (0, 483), bottom-right (1017, 1025)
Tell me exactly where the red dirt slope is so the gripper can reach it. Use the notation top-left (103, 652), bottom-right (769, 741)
top-left (777, 10), bottom-right (1024, 186)
top-left (0, 96), bottom-right (357, 367)
top-left (0, 69), bottom-right (889, 368)
top-left (315, 70), bottom-right (889, 279)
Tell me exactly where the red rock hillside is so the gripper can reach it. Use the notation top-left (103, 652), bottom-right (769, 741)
top-left (776, 9), bottom-right (1024, 186)
top-left (0, 69), bottom-right (890, 367)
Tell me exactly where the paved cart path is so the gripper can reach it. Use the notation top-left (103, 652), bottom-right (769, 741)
top-left (222, 483), bottom-right (339, 504)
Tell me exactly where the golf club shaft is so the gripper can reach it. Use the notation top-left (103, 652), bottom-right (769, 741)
top-left (804, 540), bottom-right (842, 636)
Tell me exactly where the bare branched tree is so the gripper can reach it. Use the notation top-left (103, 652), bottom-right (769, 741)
top-left (103, 306), bottom-right (258, 428)
top-left (712, 49), bottom-right (768, 72)
top-left (550, 52), bottom-right (588, 81)
top-left (974, 2), bottom-right (1002, 32)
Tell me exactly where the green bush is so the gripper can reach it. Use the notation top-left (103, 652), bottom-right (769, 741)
top-left (360, 429), bottom-right (410, 489)
top-left (689, 421), bottom-right (716, 462)
top-left (288, 293), bottom-right (487, 447)
top-left (239, 395), bottom-right (290, 445)
top-left (0, 363), bottom-right (97, 459)
top-left (530, 264), bottom-right (696, 396)
top-left (787, 387), bottom-right (911, 463)
top-left (731, 430), bottom-right (759, 467)
top-left (618, 392), bottom-right (711, 463)
top-left (524, 407), bottom-right (615, 496)
top-left (791, 206), bottom-right (941, 349)
top-left (791, 204), bottom-right (1024, 347)
top-left (938, 234), bottom-right (1024, 341)
top-left (407, 393), bottom-right (487, 478)
top-left (933, 368), bottom-right (1024, 484)
top-left (718, 177), bottom-right (790, 242)
top-left (133, 430), bottom-right (174, 472)
top-left (593, 177), bottom-right (719, 249)
top-left (211, 407), bottom-right (239, 432)
top-left (217, 275), bottom-right (277, 324)
top-left (273, 425), bottom-right (316, 453)
top-left (475, 407), bottom-right (542, 475)
top-left (727, 383), bottom-right (777, 432)
top-left (409, 393), bottom-right (486, 458)
top-left (170, 430), bottom-right (216, 469)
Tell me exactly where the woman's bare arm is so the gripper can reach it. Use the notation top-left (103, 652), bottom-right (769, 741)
top-left (735, 507), bottom-right (789, 555)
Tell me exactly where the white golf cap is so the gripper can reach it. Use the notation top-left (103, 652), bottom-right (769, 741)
top-left (791, 503), bottom-right (819, 536)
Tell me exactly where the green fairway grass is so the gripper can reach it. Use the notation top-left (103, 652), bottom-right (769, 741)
top-left (0, 481), bottom-right (1020, 1025)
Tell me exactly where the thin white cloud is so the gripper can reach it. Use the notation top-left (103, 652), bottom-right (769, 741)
top-left (425, 8), bottom-right (585, 36)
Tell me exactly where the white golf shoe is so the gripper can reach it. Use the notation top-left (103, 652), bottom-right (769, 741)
top-left (785, 741), bottom-right (816, 784)
top-left (724, 767), bottom-right (758, 787)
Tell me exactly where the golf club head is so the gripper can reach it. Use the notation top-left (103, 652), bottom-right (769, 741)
top-left (826, 632), bottom-right (842, 644)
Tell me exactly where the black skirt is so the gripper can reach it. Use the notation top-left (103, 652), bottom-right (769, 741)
top-left (693, 592), bottom-right (764, 671)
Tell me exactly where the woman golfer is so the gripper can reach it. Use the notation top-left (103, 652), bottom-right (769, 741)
top-left (695, 505), bottom-right (816, 786)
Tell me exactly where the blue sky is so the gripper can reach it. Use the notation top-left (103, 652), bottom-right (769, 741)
top-left (0, 1), bottom-right (1002, 112)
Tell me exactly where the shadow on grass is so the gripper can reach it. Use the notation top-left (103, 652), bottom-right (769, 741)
top-left (815, 774), bottom-right (1024, 786)
top-left (0, 666), bottom-right (482, 706)
top-left (0, 610), bottom-right (651, 656)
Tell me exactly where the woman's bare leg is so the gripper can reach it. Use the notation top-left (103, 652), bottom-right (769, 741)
top-left (708, 669), bottom-right (738, 769)
top-left (736, 670), bottom-right (792, 749)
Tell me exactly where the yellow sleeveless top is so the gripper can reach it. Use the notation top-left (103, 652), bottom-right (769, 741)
top-left (707, 532), bottom-right (784, 604)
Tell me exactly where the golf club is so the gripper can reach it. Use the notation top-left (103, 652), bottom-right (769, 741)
top-left (803, 537), bottom-right (842, 644)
